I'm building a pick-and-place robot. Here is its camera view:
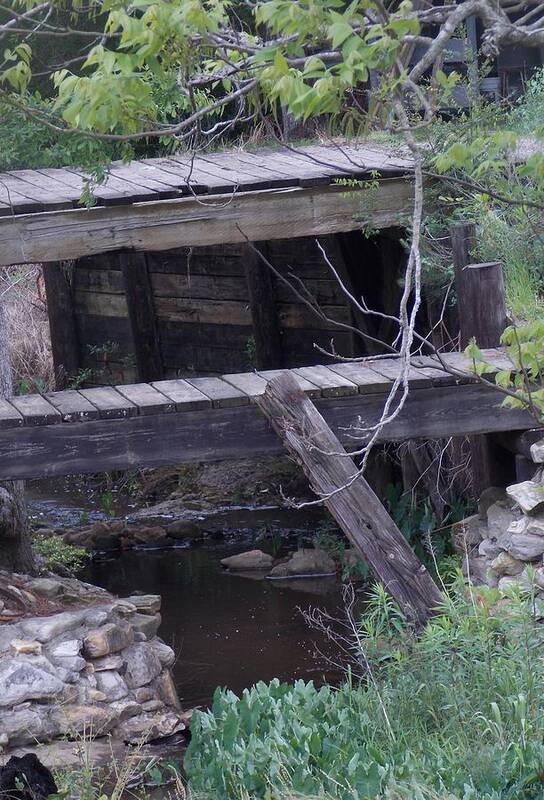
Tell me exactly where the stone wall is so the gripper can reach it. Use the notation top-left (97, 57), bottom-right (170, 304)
top-left (456, 475), bottom-right (544, 591)
top-left (0, 573), bottom-right (184, 752)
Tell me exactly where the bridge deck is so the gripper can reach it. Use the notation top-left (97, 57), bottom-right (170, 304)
top-left (0, 142), bottom-right (413, 266)
top-left (0, 350), bottom-right (535, 481)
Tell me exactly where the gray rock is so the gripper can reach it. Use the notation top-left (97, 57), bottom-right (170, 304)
top-left (498, 568), bottom-right (534, 592)
top-left (95, 670), bottom-right (128, 701)
top-left (487, 501), bottom-right (519, 539)
top-left (0, 657), bottom-right (64, 706)
top-left (54, 656), bottom-right (87, 673)
top-left (489, 551), bottom-right (525, 576)
top-left (91, 654), bottom-right (124, 672)
top-left (123, 644), bottom-right (162, 688)
top-left (49, 639), bottom-right (81, 660)
top-left (150, 640), bottom-right (175, 668)
top-left (22, 610), bottom-right (108, 643)
top-left (221, 550), bottom-right (274, 571)
top-left (27, 578), bottom-right (65, 598)
top-left (114, 710), bottom-right (184, 744)
top-left (130, 613), bottom-right (161, 640)
top-left (478, 487), bottom-right (507, 520)
top-left (526, 517), bottom-right (544, 537)
top-left (530, 438), bottom-right (544, 463)
top-left (0, 707), bottom-right (59, 747)
top-left (51, 705), bottom-right (116, 737)
top-left (451, 515), bottom-right (486, 553)
top-left (110, 699), bottom-right (142, 721)
top-left (508, 532), bottom-right (544, 561)
top-left (134, 687), bottom-right (155, 704)
top-left (155, 671), bottom-right (181, 710)
top-left (268, 548), bottom-right (336, 578)
top-left (124, 595), bottom-right (161, 615)
top-left (165, 520), bottom-right (201, 540)
top-left (83, 622), bottom-right (134, 658)
top-left (507, 480), bottom-right (544, 515)
top-left (478, 538), bottom-right (504, 560)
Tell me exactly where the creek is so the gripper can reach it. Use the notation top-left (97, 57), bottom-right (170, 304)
top-left (28, 481), bottom-right (346, 711)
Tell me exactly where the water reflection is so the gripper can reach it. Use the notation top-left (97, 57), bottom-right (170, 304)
top-left (85, 543), bottom-right (343, 708)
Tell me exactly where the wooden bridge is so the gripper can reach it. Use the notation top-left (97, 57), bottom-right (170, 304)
top-left (0, 142), bottom-right (412, 266)
top-left (0, 349), bottom-right (535, 481)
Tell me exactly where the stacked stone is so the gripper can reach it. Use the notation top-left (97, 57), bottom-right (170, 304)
top-left (456, 440), bottom-right (544, 592)
top-left (0, 576), bottom-right (184, 752)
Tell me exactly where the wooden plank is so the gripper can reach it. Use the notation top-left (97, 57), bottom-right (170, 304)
top-left (9, 394), bottom-right (61, 426)
top-left (0, 174), bottom-right (73, 210)
top-left (0, 399), bottom-right (23, 429)
top-left (257, 372), bottom-right (443, 624)
top-left (79, 386), bottom-right (137, 419)
top-left (368, 358), bottom-right (432, 389)
top-left (186, 376), bottom-right (249, 408)
top-left (8, 170), bottom-right (81, 204)
top-left (0, 382), bottom-right (536, 481)
top-left (146, 158), bottom-right (235, 194)
top-left (0, 180), bottom-right (414, 266)
top-left (42, 262), bottom-right (80, 389)
top-left (294, 365), bottom-right (358, 397)
top-left (36, 168), bottom-right (124, 205)
top-left (243, 242), bottom-right (283, 369)
top-left (327, 361), bottom-right (391, 393)
top-left (258, 369), bottom-right (321, 399)
top-left (222, 372), bottom-right (268, 398)
top-left (107, 164), bottom-right (181, 199)
top-left (150, 379), bottom-right (211, 411)
top-left (63, 169), bottom-right (158, 205)
top-left (116, 383), bottom-right (174, 415)
top-left (118, 250), bottom-right (164, 382)
top-left (45, 390), bottom-right (100, 422)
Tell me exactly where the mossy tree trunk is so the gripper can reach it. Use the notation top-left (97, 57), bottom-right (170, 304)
top-left (0, 300), bottom-right (35, 573)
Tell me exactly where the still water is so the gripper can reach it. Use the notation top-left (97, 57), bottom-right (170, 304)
top-left (84, 543), bottom-right (343, 708)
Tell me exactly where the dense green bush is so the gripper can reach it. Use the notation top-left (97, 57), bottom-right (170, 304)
top-left (186, 581), bottom-right (544, 799)
top-left (34, 535), bottom-right (88, 574)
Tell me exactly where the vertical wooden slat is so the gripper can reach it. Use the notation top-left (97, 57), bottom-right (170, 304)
top-left (243, 242), bottom-right (283, 369)
top-left (119, 250), bottom-right (164, 382)
top-left (452, 222), bottom-right (511, 494)
top-left (42, 261), bottom-right (80, 390)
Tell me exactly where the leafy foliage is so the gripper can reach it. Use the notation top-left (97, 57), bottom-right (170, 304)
top-left (34, 536), bottom-right (88, 574)
top-left (466, 320), bottom-right (544, 422)
top-left (186, 580), bottom-right (544, 799)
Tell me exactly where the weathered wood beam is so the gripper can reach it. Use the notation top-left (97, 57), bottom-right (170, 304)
top-left (0, 383), bottom-right (534, 481)
top-left (118, 250), bottom-right (164, 382)
top-left (257, 372), bottom-right (443, 624)
top-left (243, 242), bottom-right (283, 369)
top-left (42, 261), bottom-right (80, 389)
top-left (0, 180), bottom-right (413, 267)
top-left (452, 222), bottom-right (511, 494)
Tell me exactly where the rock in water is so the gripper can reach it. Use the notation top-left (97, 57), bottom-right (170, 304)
top-left (268, 548), bottom-right (336, 578)
top-left (0, 753), bottom-right (58, 799)
top-left (220, 550), bottom-right (274, 571)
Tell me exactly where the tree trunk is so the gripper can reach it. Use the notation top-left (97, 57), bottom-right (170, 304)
top-left (257, 373), bottom-right (443, 626)
top-left (0, 300), bottom-right (35, 573)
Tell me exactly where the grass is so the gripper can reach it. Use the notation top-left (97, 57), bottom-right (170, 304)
top-left (1, 264), bottom-right (55, 393)
top-left (185, 578), bottom-right (544, 800)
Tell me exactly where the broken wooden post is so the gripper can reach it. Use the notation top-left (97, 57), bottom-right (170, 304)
top-left (42, 261), bottom-right (80, 390)
top-left (451, 222), bottom-right (511, 494)
top-left (257, 372), bottom-right (443, 626)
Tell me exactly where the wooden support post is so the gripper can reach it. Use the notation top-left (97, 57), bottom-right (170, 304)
top-left (118, 250), bottom-right (164, 383)
top-left (42, 261), bottom-right (80, 390)
top-left (243, 242), bottom-right (283, 369)
top-left (452, 222), bottom-right (510, 495)
top-left (257, 372), bottom-right (443, 626)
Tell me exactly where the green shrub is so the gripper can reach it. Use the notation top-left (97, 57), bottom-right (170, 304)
top-left (186, 580), bottom-right (544, 799)
top-left (34, 536), bottom-right (88, 574)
